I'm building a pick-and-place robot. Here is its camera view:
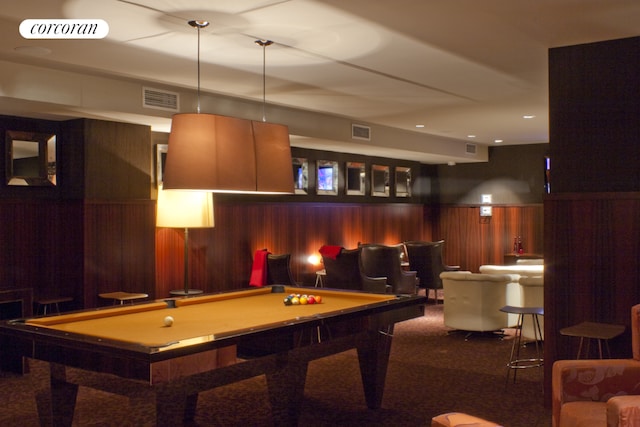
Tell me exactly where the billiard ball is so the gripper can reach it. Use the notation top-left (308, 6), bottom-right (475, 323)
top-left (164, 315), bottom-right (174, 327)
top-left (315, 295), bottom-right (322, 304)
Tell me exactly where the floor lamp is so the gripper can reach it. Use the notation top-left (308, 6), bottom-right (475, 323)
top-left (156, 185), bottom-right (214, 296)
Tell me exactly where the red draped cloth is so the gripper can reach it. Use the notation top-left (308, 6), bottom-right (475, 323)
top-left (319, 245), bottom-right (342, 260)
top-left (249, 249), bottom-right (270, 287)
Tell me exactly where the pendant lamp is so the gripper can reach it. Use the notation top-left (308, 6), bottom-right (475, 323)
top-left (162, 22), bottom-right (293, 194)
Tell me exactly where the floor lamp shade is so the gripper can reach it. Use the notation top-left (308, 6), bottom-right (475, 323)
top-left (156, 186), bottom-right (214, 229)
top-left (162, 113), bottom-right (294, 194)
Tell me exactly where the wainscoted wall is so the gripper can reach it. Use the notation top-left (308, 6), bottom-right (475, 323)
top-left (434, 204), bottom-right (543, 272)
top-left (155, 201), bottom-right (430, 295)
top-left (155, 200), bottom-right (543, 296)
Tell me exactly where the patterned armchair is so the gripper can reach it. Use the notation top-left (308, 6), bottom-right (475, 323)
top-left (552, 304), bottom-right (640, 427)
top-left (431, 412), bottom-right (502, 427)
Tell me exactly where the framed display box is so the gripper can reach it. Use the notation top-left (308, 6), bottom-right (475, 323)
top-left (395, 166), bottom-right (411, 197)
top-left (292, 157), bottom-right (308, 195)
top-left (371, 165), bottom-right (389, 197)
top-left (346, 162), bottom-right (365, 195)
top-left (316, 160), bottom-right (338, 195)
top-left (155, 143), bottom-right (168, 187)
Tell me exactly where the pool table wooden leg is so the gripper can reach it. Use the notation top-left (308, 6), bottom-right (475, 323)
top-left (184, 393), bottom-right (199, 420)
top-left (152, 386), bottom-right (192, 427)
top-left (356, 325), bottom-right (394, 409)
top-left (265, 352), bottom-right (309, 427)
top-left (34, 363), bottom-right (78, 427)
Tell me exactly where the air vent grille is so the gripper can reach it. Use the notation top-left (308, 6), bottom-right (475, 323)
top-left (352, 124), bottom-right (371, 141)
top-left (143, 87), bottom-right (179, 112)
top-left (465, 143), bottom-right (477, 155)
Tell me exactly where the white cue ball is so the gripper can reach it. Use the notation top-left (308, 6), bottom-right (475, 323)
top-left (164, 315), bottom-right (174, 327)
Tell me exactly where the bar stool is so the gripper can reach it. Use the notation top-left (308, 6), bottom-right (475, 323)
top-left (500, 305), bottom-right (544, 385)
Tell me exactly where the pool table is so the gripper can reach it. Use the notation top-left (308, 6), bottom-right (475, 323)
top-left (0, 285), bottom-right (425, 426)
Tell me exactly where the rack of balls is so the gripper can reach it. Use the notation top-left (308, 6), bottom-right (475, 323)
top-left (283, 293), bottom-right (322, 306)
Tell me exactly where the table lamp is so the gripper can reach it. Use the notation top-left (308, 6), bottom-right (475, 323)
top-left (156, 185), bottom-right (214, 296)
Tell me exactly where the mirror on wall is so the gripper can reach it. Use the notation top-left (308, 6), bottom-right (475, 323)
top-left (371, 165), bottom-right (389, 197)
top-left (395, 167), bottom-right (411, 197)
top-left (345, 162), bottom-right (365, 195)
top-left (6, 130), bottom-right (56, 186)
top-left (292, 157), bottom-right (308, 195)
top-left (316, 160), bottom-right (338, 195)
top-left (155, 144), bottom-right (168, 187)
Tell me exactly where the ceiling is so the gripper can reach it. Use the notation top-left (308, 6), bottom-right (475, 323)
top-left (0, 0), bottom-right (638, 164)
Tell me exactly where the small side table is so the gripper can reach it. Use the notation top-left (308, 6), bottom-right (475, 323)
top-left (560, 321), bottom-right (625, 359)
top-left (500, 305), bottom-right (544, 386)
top-left (99, 291), bottom-right (148, 305)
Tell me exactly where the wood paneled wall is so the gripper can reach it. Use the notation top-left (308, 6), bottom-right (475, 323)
top-left (433, 205), bottom-right (544, 272)
top-left (83, 200), bottom-right (156, 307)
top-left (155, 200), bottom-right (543, 297)
top-left (0, 200), bottom-right (83, 308)
top-left (544, 36), bottom-right (640, 402)
top-left (0, 200), bottom-right (156, 310)
top-left (543, 192), bottom-right (640, 390)
top-left (156, 201), bottom-right (431, 296)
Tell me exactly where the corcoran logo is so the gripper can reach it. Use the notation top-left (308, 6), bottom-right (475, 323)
top-left (19, 19), bottom-right (109, 39)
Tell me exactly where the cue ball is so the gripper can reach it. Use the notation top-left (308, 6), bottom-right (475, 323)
top-left (164, 316), bottom-right (174, 327)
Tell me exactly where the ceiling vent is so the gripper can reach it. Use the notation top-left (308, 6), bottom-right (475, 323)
top-left (465, 143), bottom-right (477, 155)
top-left (143, 87), bottom-right (179, 112)
top-left (351, 124), bottom-right (371, 141)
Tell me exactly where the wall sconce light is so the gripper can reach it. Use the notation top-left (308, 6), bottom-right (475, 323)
top-left (307, 254), bottom-right (321, 266)
top-left (480, 206), bottom-right (493, 217)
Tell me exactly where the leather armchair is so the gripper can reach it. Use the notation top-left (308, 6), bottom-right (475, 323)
top-left (552, 304), bottom-right (640, 427)
top-left (404, 240), bottom-right (460, 302)
top-left (266, 253), bottom-right (298, 286)
top-left (321, 247), bottom-right (389, 294)
top-left (479, 264), bottom-right (544, 327)
top-left (359, 244), bottom-right (418, 295)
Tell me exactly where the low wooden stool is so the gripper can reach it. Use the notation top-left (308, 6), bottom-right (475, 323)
top-left (99, 291), bottom-right (148, 305)
top-left (36, 297), bottom-right (73, 315)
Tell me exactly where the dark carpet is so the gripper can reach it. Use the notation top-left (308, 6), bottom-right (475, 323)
top-left (0, 300), bottom-right (551, 426)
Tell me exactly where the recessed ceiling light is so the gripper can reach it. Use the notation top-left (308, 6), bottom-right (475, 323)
top-left (523, 115), bottom-right (535, 119)
top-left (467, 135), bottom-right (476, 138)
top-left (494, 139), bottom-right (503, 143)
top-left (415, 124), bottom-right (424, 128)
